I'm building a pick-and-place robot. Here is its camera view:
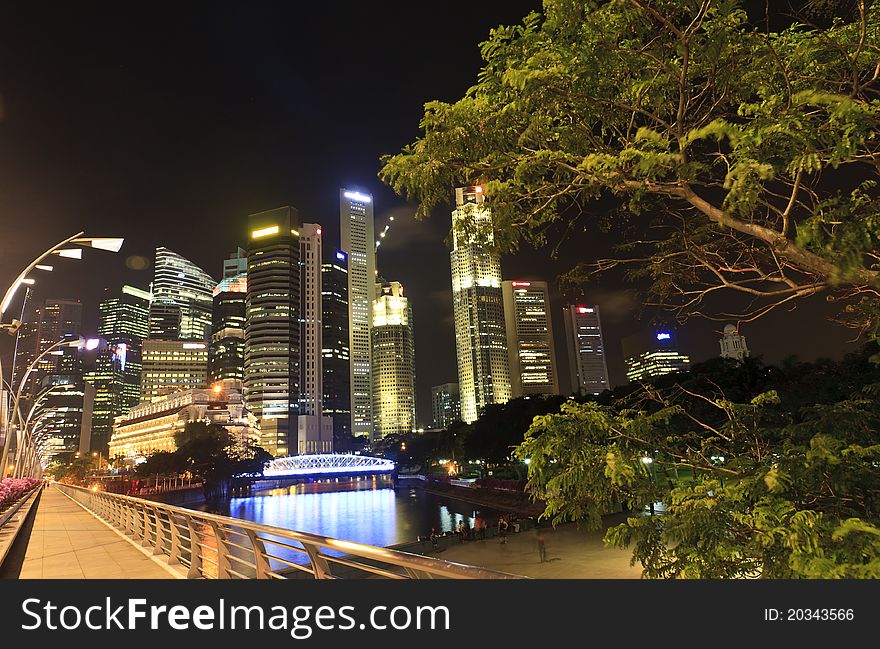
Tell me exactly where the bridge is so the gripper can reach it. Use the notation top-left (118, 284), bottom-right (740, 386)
top-left (262, 454), bottom-right (396, 478)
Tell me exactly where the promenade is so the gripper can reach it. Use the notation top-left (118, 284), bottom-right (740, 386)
top-left (434, 517), bottom-right (643, 579)
top-left (17, 485), bottom-right (177, 579)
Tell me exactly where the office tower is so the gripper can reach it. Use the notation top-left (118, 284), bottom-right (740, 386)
top-left (33, 298), bottom-right (83, 378)
top-left (720, 324), bottom-right (750, 361)
top-left (431, 383), bottom-right (461, 429)
top-left (11, 290), bottom-right (38, 400)
top-left (562, 305), bottom-right (610, 396)
top-left (340, 188), bottom-right (376, 439)
top-left (623, 328), bottom-right (691, 382)
top-left (140, 339), bottom-right (208, 401)
top-left (502, 280), bottom-right (560, 397)
top-left (33, 347), bottom-right (89, 464)
top-left (371, 280), bottom-right (416, 437)
top-left (209, 274), bottom-right (247, 389)
top-left (223, 247), bottom-right (248, 279)
top-left (148, 247), bottom-right (215, 341)
top-left (297, 223), bottom-right (332, 455)
top-left (246, 206), bottom-right (301, 457)
top-left (94, 284), bottom-right (151, 407)
top-left (450, 185), bottom-right (511, 423)
top-left (322, 252), bottom-right (351, 446)
top-left (85, 340), bottom-right (125, 454)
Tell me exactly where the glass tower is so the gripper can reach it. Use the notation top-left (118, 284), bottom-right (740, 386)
top-left (322, 253), bottom-right (351, 447)
top-left (340, 189), bottom-right (376, 439)
top-left (562, 305), bottom-right (610, 395)
top-left (209, 274), bottom-right (247, 388)
top-left (149, 247), bottom-right (215, 341)
top-left (502, 280), bottom-right (560, 397)
top-left (371, 280), bottom-right (416, 437)
top-left (450, 186), bottom-right (511, 423)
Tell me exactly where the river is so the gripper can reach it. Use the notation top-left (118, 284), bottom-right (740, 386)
top-left (202, 475), bottom-right (502, 548)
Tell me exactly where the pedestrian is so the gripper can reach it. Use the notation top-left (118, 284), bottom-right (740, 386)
top-left (456, 520), bottom-right (465, 543)
top-left (498, 517), bottom-right (508, 544)
top-left (430, 528), bottom-right (439, 552)
top-left (463, 518), bottom-right (471, 541)
top-left (536, 528), bottom-right (547, 562)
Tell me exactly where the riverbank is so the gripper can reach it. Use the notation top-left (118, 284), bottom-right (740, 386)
top-left (412, 482), bottom-right (546, 517)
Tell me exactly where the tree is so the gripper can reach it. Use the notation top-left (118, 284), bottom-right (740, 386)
top-left (381, 0), bottom-right (880, 331)
top-left (515, 349), bottom-right (880, 578)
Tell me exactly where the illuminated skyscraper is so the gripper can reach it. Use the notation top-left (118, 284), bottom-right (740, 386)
top-left (562, 305), bottom-right (610, 396)
top-left (245, 206), bottom-right (300, 456)
top-left (297, 223), bottom-right (332, 454)
top-left (223, 247), bottom-right (248, 279)
top-left (149, 247), bottom-right (215, 341)
top-left (623, 328), bottom-right (691, 382)
top-left (371, 280), bottom-right (416, 437)
top-left (209, 274), bottom-right (247, 389)
top-left (502, 281), bottom-right (559, 397)
top-left (33, 347), bottom-right (90, 463)
top-left (450, 186), bottom-right (511, 423)
top-left (340, 189), bottom-right (376, 439)
top-left (33, 298), bottom-right (83, 380)
top-left (140, 339), bottom-right (209, 402)
top-left (431, 383), bottom-right (461, 429)
top-left (719, 324), bottom-right (750, 361)
top-left (322, 252), bottom-right (351, 446)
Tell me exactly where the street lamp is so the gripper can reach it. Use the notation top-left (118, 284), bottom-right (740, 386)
top-left (641, 455), bottom-right (656, 515)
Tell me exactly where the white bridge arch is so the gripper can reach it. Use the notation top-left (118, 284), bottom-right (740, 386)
top-left (263, 454), bottom-right (396, 478)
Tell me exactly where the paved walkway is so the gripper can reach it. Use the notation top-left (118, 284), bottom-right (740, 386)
top-left (18, 485), bottom-right (176, 579)
top-left (435, 517), bottom-right (644, 578)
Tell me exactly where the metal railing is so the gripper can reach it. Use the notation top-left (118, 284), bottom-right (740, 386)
top-left (55, 483), bottom-right (522, 580)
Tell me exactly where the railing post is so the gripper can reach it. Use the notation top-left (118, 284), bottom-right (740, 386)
top-left (184, 515), bottom-right (202, 579)
top-left (140, 506), bottom-right (154, 548)
top-left (208, 521), bottom-right (232, 579)
top-left (152, 506), bottom-right (167, 556)
top-left (244, 528), bottom-right (271, 579)
top-left (302, 542), bottom-right (333, 579)
top-left (167, 513), bottom-right (182, 565)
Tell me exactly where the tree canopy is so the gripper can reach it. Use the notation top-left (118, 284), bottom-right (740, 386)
top-left (381, 0), bottom-right (880, 329)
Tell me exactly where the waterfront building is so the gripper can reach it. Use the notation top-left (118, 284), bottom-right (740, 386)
top-left (33, 346), bottom-right (91, 463)
top-left (431, 383), bottom-right (461, 429)
top-left (719, 324), bottom-right (750, 361)
top-left (562, 305), bottom-right (610, 395)
top-left (148, 247), bottom-right (215, 341)
top-left (245, 206), bottom-right (301, 456)
top-left (297, 223), bottom-right (332, 455)
top-left (502, 280), bottom-right (559, 397)
top-left (108, 387), bottom-right (258, 461)
top-left (450, 185), bottom-right (511, 423)
top-left (371, 280), bottom-right (416, 437)
top-left (140, 339), bottom-right (208, 402)
top-left (623, 328), bottom-right (691, 382)
top-left (322, 252), bottom-right (351, 446)
top-left (208, 274), bottom-right (247, 389)
top-left (340, 188), bottom-right (376, 439)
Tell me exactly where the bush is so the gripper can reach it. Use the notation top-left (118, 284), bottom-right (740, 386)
top-left (0, 477), bottom-right (40, 509)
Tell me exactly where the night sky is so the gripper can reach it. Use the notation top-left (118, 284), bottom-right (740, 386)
top-left (0, 1), bottom-right (861, 424)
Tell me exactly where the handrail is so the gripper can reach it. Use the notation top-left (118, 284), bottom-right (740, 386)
top-left (55, 483), bottom-right (523, 580)
top-left (0, 484), bottom-right (42, 569)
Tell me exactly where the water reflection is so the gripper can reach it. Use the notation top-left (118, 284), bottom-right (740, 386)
top-left (207, 476), bottom-right (499, 548)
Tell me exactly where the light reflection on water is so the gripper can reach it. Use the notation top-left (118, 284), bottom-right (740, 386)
top-left (209, 476), bottom-right (500, 549)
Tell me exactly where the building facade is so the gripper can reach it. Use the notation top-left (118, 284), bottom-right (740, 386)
top-left (321, 253), bottom-right (351, 447)
top-left (149, 247), bottom-right (215, 341)
top-left (450, 186), bottom-right (511, 423)
top-left (502, 280), bottom-right (559, 397)
top-left (209, 274), bottom-right (247, 389)
top-left (140, 339), bottom-right (209, 402)
top-left (371, 280), bottom-right (416, 437)
top-left (719, 324), bottom-right (750, 361)
top-left (431, 383), bottom-right (461, 429)
top-left (33, 347), bottom-right (91, 464)
top-left (25, 298), bottom-right (83, 401)
top-left (340, 189), bottom-right (376, 439)
top-left (623, 328), bottom-right (691, 383)
top-left (108, 387), bottom-right (257, 460)
top-left (562, 305), bottom-right (610, 396)
top-left (245, 207), bottom-right (301, 457)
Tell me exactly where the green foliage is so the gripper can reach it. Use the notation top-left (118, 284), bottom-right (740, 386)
top-left (381, 0), bottom-right (880, 325)
top-left (516, 345), bottom-right (880, 578)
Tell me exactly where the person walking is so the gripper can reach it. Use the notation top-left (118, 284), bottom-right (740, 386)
top-left (498, 517), bottom-right (508, 544)
top-left (456, 520), bottom-right (465, 543)
top-left (430, 528), bottom-right (439, 552)
top-left (536, 528), bottom-right (547, 562)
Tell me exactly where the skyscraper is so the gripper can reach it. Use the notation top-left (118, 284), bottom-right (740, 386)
top-left (623, 328), bottom-right (691, 382)
top-left (502, 280), bottom-right (560, 397)
top-left (562, 305), bottom-right (610, 396)
top-left (34, 346), bottom-right (89, 463)
top-left (140, 339), bottom-right (209, 401)
top-left (297, 223), bottom-right (332, 455)
top-left (431, 383), bottom-right (461, 429)
top-left (223, 247), bottom-right (248, 279)
top-left (719, 324), bottom-right (750, 361)
top-left (245, 206), bottom-right (301, 456)
top-left (149, 247), bottom-right (215, 341)
top-left (322, 252), bottom-right (351, 447)
top-left (371, 280), bottom-right (416, 437)
top-left (340, 188), bottom-right (376, 439)
top-left (21, 298), bottom-right (83, 403)
top-left (209, 274), bottom-right (247, 389)
top-left (89, 284), bottom-right (151, 452)
top-left (450, 185), bottom-right (511, 423)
